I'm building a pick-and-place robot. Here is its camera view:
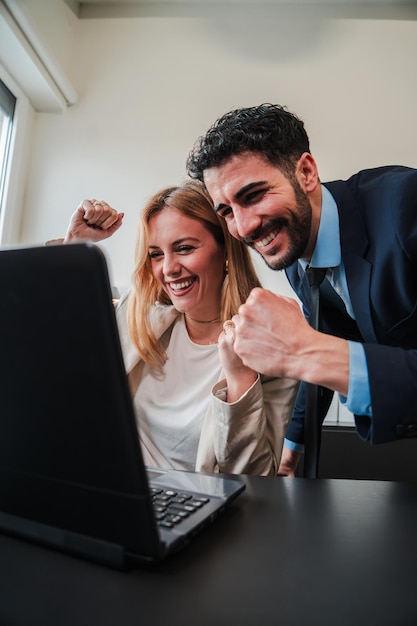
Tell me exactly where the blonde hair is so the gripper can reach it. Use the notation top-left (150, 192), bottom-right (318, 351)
top-left (127, 179), bottom-right (261, 368)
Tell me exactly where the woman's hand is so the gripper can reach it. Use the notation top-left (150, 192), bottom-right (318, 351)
top-left (64, 199), bottom-right (124, 243)
top-left (217, 319), bottom-right (258, 403)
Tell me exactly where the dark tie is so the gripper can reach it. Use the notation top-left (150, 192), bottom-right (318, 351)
top-left (304, 266), bottom-right (327, 479)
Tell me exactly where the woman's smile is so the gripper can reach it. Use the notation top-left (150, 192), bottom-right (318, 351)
top-left (166, 276), bottom-right (196, 294)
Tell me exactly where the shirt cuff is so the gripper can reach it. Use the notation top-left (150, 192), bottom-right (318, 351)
top-left (340, 341), bottom-right (372, 416)
top-left (284, 438), bottom-right (305, 454)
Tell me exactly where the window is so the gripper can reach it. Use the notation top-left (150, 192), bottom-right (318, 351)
top-left (0, 78), bottom-right (16, 218)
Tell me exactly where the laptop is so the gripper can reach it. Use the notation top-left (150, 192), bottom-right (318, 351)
top-left (0, 242), bottom-right (245, 569)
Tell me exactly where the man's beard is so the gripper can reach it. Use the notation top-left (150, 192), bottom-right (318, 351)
top-left (249, 180), bottom-right (312, 271)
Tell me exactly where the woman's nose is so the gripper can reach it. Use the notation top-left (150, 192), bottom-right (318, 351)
top-left (163, 254), bottom-right (181, 277)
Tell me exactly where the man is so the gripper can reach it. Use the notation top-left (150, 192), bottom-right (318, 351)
top-left (186, 103), bottom-right (417, 476)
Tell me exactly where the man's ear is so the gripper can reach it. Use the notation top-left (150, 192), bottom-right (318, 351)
top-left (295, 152), bottom-right (319, 193)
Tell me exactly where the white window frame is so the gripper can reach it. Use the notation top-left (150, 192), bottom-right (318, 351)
top-left (0, 63), bottom-right (34, 245)
top-left (0, 78), bottom-right (15, 211)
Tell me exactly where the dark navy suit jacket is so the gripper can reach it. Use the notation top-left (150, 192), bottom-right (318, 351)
top-left (285, 166), bottom-right (417, 445)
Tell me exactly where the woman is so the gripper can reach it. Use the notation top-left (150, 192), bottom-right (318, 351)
top-left (62, 181), bottom-right (299, 475)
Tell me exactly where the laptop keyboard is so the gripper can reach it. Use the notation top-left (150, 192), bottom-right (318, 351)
top-left (150, 487), bottom-right (210, 529)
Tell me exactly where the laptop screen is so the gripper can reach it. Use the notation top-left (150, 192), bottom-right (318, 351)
top-left (0, 243), bottom-right (161, 560)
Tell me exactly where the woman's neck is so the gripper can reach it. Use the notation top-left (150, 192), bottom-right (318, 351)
top-left (186, 314), bottom-right (220, 324)
top-left (184, 314), bottom-right (222, 345)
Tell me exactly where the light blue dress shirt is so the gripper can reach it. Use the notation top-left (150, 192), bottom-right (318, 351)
top-left (284, 186), bottom-right (372, 453)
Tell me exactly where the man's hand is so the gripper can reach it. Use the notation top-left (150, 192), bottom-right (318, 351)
top-left (64, 199), bottom-right (124, 243)
top-left (232, 287), bottom-right (314, 379)
top-left (232, 287), bottom-right (350, 397)
top-left (277, 447), bottom-right (301, 477)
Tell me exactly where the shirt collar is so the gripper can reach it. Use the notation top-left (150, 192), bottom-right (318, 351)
top-left (299, 184), bottom-right (340, 270)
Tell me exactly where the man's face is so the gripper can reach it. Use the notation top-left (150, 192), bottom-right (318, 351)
top-left (203, 152), bottom-right (313, 271)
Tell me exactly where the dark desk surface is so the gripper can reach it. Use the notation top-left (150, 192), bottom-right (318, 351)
top-left (1, 476), bottom-right (417, 626)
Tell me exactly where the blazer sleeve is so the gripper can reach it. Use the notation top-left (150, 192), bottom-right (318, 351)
top-left (195, 374), bottom-right (299, 476)
top-left (350, 168), bottom-right (417, 444)
top-left (358, 343), bottom-right (417, 444)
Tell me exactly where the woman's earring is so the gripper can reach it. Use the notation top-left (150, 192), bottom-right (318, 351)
top-left (225, 259), bottom-right (229, 274)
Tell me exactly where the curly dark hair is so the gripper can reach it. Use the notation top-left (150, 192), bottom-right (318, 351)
top-left (186, 103), bottom-right (310, 182)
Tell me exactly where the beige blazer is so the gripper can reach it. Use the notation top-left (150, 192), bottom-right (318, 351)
top-left (116, 292), bottom-right (299, 476)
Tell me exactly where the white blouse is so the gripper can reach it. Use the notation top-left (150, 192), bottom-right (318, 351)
top-left (135, 315), bottom-right (222, 470)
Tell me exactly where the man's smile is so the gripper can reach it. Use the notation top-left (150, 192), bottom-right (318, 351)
top-left (254, 226), bottom-right (282, 249)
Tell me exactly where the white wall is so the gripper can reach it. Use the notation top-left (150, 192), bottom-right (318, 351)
top-left (11, 4), bottom-right (417, 293)
top-left (4, 1), bottom-right (417, 424)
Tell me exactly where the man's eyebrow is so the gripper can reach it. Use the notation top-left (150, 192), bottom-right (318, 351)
top-left (236, 181), bottom-right (267, 199)
top-left (214, 181), bottom-right (267, 213)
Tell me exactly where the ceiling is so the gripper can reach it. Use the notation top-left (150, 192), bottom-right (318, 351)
top-left (64, 0), bottom-right (417, 20)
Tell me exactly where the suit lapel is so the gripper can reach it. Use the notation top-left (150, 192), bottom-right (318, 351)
top-left (324, 180), bottom-right (378, 344)
top-left (344, 255), bottom-right (378, 343)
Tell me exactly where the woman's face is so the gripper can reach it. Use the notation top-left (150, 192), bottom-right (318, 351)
top-left (148, 207), bottom-right (226, 320)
